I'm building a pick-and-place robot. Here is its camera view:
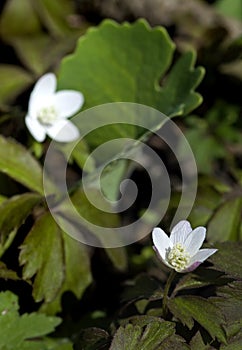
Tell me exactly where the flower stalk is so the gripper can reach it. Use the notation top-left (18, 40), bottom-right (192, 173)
top-left (162, 269), bottom-right (176, 319)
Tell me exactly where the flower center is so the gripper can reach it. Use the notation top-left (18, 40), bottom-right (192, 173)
top-left (167, 243), bottom-right (190, 272)
top-left (37, 106), bottom-right (58, 126)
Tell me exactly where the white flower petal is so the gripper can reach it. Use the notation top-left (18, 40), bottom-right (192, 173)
top-left (53, 91), bottom-right (84, 118)
top-left (25, 115), bottom-right (46, 142)
top-left (188, 248), bottom-right (218, 266)
top-left (152, 227), bottom-right (172, 261)
top-left (170, 220), bottom-right (192, 245)
top-left (184, 227), bottom-right (206, 256)
top-left (32, 73), bottom-right (56, 97)
top-left (46, 119), bottom-right (80, 142)
top-left (28, 73), bottom-right (56, 117)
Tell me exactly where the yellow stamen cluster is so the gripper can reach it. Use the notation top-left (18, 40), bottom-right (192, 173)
top-left (167, 243), bottom-right (190, 272)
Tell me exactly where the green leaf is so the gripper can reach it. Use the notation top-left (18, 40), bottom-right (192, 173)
top-left (19, 213), bottom-right (64, 302)
top-left (0, 193), bottom-right (41, 247)
top-left (172, 270), bottom-right (223, 296)
top-left (216, 0), bottom-right (242, 22)
top-left (34, 0), bottom-right (78, 36)
top-left (156, 50), bottom-right (204, 116)
top-left (188, 180), bottom-right (222, 227)
top-left (209, 242), bottom-right (242, 279)
top-left (110, 319), bottom-right (175, 350)
top-left (10, 34), bottom-right (79, 75)
top-left (220, 331), bottom-right (242, 350)
top-left (100, 159), bottom-right (127, 201)
top-left (213, 281), bottom-right (242, 325)
top-left (40, 232), bottom-right (92, 314)
top-left (0, 65), bottom-right (33, 106)
top-left (0, 136), bottom-right (44, 194)
top-left (58, 19), bottom-right (204, 116)
top-left (0, 261), bottom-right (19, 280)
top-left (0, 291), bottom-right (61, 350)
top-left (161, 335), bottom-right (190, 350)
top-left (0, 0), bottom-right (41, 37)
top-left (168, 296), bottom-right (226, 343)
top-left (184, 128), bottom-right (224, 174)
top-left (207, 198), bottom-right (242, 242)
top-left (190, 331), bottom-right (213, 350)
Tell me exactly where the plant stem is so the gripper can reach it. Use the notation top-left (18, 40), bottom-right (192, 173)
top-left (162, 269), bottom-right (176, 318)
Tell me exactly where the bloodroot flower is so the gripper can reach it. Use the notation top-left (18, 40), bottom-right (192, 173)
top-left (152, 220), bottom-right (217, 273)
top-left (25, 73), bottom-right (84, 142)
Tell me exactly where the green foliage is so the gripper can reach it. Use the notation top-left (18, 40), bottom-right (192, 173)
top-left (58, 19), bottom-right (204, 117)
top-left (116, 241), bottom-right (242, 347)
top-left (0, 291), bottom-right (73, 350)
top-left (70, 188), bottom-right (128, 270)
top-left (207, 198), bottom-right (242, 242)
top-left (216, 0), bottom-right (242, 21)
top-left (0, 0), bottom-right (241, 347)
top-left (184, 101), bottom-right (241, 174)
top-left (0, 262), bottom-right (19, 280)
top-left (40, 232), bottom-right (92, 314)
top-left (209, 242), bottom-right (242, 279)
top-left (168, 296), bottom-right (226, 343)
top-left (190, 331), bottom-right (212, 350)
top-left (0, 193), bottom-right (40, 242)
top-left (0, 136), bottom-right (44, 194)
top-left (19, 213), bottom-right (65, 302)
top-left (0, 0), bottom-right (86, 104)
top-left (0, 65), bottom-right (33, 106)
top-left (0, 193), bottom-right (41, 257)
top-left (19, 213), bottom-right (92, 305)
top-left (110, 318), bottom-right (179, 350)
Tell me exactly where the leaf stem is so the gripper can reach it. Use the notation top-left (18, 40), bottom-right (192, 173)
top-left (162, 269), bottom-right (176, 318)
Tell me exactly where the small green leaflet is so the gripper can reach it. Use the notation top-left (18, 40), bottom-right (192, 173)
top-left (0, 291), bottom-right (67, 350)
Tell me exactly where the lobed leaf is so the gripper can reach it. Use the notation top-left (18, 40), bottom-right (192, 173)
top-left (19, 213), bottom-right (64, 302)
top-left (0, 291), bottom-right (62, 350)
top-left (110, 319), bottom-right (175, 350)
top-left (168, 296), bottom-right (226, 343)
top-left (58, 20), bottom-right (204, 137)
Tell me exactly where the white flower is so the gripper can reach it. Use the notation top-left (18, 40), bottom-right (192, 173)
top-left (25, 73), bottom-right (84, 142)
top-left (152, 220), bottom-right (217, 273)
